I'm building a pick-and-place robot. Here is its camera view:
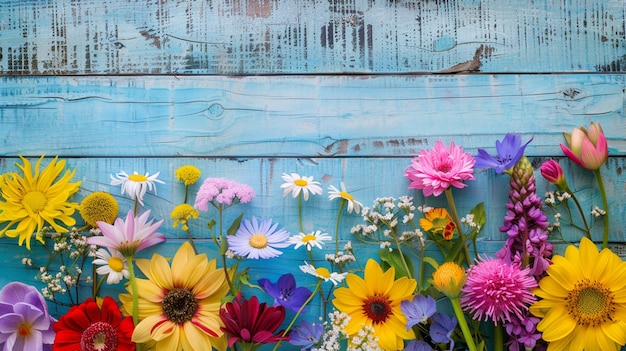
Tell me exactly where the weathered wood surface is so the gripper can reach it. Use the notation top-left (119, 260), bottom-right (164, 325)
top-left (1, 74), bottom-right (624, 157)
top-left (0, 0), bottom-right (624, 75)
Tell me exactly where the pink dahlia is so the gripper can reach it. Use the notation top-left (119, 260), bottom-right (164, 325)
top-left (405, 141), bottom-right (475, 196)
top-left (460, 258), bottom-right (537, 325)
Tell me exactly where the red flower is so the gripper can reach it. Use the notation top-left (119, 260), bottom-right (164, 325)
top-left (220, 292), bottom-right (288, 349)
top-left (53, 296), bottom-right (134, 351)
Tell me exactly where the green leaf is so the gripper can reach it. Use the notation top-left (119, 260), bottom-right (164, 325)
top-left (378, 249), bottom-right (414, 280)
top-left (227, 213), bottom-right (245, 236)
top-left (207, 219), bottom-right (216, 231)
top-left (470, 202), bottom-right (486, 230)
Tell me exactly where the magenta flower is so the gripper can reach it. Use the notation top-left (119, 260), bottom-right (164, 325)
top-left (461, 258), bottom-right (537, 325)
top-left (194, 177), bottom-right (255, 211)
top-left (88, 209), bottom-right (165, 257)
top-left (540, 160), bottom-right (569, 191)
top-left (405, 141), bottom-right (475, 196)
top-left (0, 282), bottom-right (55, 351)
top-left (560, 121), bottom-right (608, 170)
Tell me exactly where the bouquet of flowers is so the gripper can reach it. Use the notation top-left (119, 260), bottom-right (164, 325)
top-left (0, 121), bottom-right (620, 351)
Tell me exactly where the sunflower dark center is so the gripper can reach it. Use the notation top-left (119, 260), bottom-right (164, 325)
top-left (163, 288), bottom-right (198, 324)
top-left (363, 295), bottom-right (392, 324)
top-left (80, 321), bottom-right (118, 351)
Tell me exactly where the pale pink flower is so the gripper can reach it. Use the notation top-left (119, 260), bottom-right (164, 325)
top-left (461, 257), bottom-right (537, 325)
top-left (405, 141), bottom-right (475, 196)
top-left (194, 177), bottom-right (255, 211)
top-left (88, 209), bottom-right (165, 257)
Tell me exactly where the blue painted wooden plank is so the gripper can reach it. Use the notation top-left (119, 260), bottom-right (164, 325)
top-left (0, 0), bottom-right (623, 74)
top-left (0, 74), bottom-right (624, 157)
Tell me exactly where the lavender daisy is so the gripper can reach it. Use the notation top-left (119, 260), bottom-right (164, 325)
top-left (461, 257), bottom-right (537, 325)
top-left (258, 273), bottom-right (312, 312)
top-left (227, 216), bottom-right (291, 259)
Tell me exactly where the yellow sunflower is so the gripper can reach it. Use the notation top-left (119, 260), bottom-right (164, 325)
top-left (332, 259), bottom-right (417, 350)
top-left (530, 237), bottom-right (626, 351)
top-left (119, 241), bottom-right (229, 351)
top-left (419, 207), bottom-right (456, 240)
top-left (0, 156), bottom-right (81, 249)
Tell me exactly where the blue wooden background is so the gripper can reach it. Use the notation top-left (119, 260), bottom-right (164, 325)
top-left (0, 0), bottom-right (625, 348)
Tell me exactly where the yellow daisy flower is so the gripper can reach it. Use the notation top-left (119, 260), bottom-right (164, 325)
top-left (0, 156), bottom-right (81, 249)
top-left (530, 237), bottom-right (626, 351)
top-left (332, 259), bottom-right (417, 350)
top-left (171, 203), bottom-right (199, 230)
top-left (175, 165), bottom-right (202, 186)
top-left (119, 241), bottom-right (229, 351)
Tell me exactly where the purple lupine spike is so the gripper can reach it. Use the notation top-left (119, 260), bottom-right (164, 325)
top-left (496, 155), bottom-right (553, 350)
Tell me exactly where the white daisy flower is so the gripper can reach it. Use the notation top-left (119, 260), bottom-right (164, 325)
top-left (227, 216), bottom-right (291, 259)
top-left (328, 182), bottom-right (363, 214)
top-left (110, 170), bottom-right (164, 206)
top-left (299, 261), bottom-right (347, 285)
top-left (280, 173), bottom-right (323, 201)
top-left (289, 230), bottom-right (333, 251)
top-left (92, 248), bottom-right (129, 285)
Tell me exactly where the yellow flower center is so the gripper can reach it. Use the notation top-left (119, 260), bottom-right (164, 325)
top-left (567, 279), bottom-right (614, 326)
top-left (107, 257), bottom-right (125, 273)
top-left (302, 233), bottom-right (317, 243)
top-left (128, 174), bottom-right (148, 182)
top-left (339, 191), bottom-right (354, 201)
top-left (22, 191), bottom-right (47, 212)
top-left (249, 233), bottom-right (268, 249)
top-left (17, 322), bottom-right (31, 337)
top-left (315, 267), bottom-right (331, 279)
top-left (294, 179), bottom-right (308, 187)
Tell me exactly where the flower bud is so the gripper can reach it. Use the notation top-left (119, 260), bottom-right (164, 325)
top-left (560, 122), bottom-right (608, 170)
top-left (540, 160), bottom-right (569, 191)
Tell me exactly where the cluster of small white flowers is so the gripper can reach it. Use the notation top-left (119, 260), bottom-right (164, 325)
top-left (553, 213), bottom-right (562, 227)
top-left (225, 249), bottom-right (236, 259)
top-left (417, 204), bottom-right (434, 213)
top-left (591, 206), bottom-right (606, 217)
top-left (326, 242), bottom-right (357, 266)
top-left (379, 241), bottom-right (392, 251)
top-left (545, 191), bottom-right (571, 206)
top-left (399, 230), bottom-right (424, 246)
top-left (544, 191), bottom-right (556, 205)
top-left (39, 268), bottom-right (67, 299)
top-left (21, 257), bottom-right (33, 266)
top-left (460, 213), bottom-right (480, 229)
top-left (347, 324), bottom-right (382, 351)
top-left (312, 310), bottom-right (351, 351)
top-left (557, 192), bottom-right (572, 202)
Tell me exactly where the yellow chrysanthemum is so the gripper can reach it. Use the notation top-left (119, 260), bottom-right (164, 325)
top-left (530, 237), bottom-right (626, 351)
top-left (430, 261), bottom-right (466, 299)
top-left (79, 191), bottom-right (119, 226)
top-left (170, 203), bottom-right (199, 230)
top-left (332, 259), bottom-right (417, 350)
top-left (119, 241), bottom-right (229, 351)
top-left (0, 156), bottom-right (81, 249)
top-left (175, 165), bottom-right (202, 186)
top-left (419, 207), bottom-right (456, 240)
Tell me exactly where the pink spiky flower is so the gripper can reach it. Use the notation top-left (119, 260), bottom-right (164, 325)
top-left (405, 141), bottom-right (475, 197)
top-left (461, 257), bottom-right (537, 326)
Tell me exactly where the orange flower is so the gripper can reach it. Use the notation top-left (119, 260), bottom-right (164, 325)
top-left (419, 208), bottom-right (456, 240)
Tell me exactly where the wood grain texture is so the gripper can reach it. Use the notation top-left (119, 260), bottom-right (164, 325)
top-left (0, 0), bottom-right (624, 75)
top-left (0, 74), bottom-right (624, 157)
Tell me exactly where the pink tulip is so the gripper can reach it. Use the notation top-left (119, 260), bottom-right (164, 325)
top-left (560, 122), bottom-right (608, 170)
top-left (540, 160), bottom-right (568, 191)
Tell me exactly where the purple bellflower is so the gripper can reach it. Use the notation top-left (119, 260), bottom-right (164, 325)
top-left (0, 282), bottom-right (55, 351)
top-left (258, 273), bottom-right (313, 312)
top-left (289, 319), bottom-right (323, 350)
top-left (400, 294), bottom-right (437, 330)
top-left (475, 133), bottom-right (533, 174)
top-left (429, 312), bottom-right (457, 350)
top-left (404, 340), bottom-right (433, 351)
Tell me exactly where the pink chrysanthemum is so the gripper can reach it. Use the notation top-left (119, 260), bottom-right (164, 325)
top-left (461, 258), bottom-right (537, 325)
top-left (404, 141), bottom-right (475, 197)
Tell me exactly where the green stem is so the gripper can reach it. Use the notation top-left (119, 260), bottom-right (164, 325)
top-left (450, 297), bottom-right (477, 351)
top-left (183, 184), bottom-right (189, 204)
top-left (126, 255), bottom-right (143, 351)
top-left (298, 193), bottom-right (304, 233)
top-left (445, 188), bottom-right (471, 266)
top-left (186, 228), bottom-right (197, 254)
top-left (567, 189), bottom-right (592, 240)
top-left (594, 169), bottom-right (610, 249)
top-left (334, 199), bottom-right (346, 256)
top-left (391, 233), bottom-right (413, 280)
top-left (494, 324), bottom-right (503, 351)
top-left (272, 282), bottom-right (321, 351)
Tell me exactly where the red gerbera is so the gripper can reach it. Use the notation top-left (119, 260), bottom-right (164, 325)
top-left (52, 296), bottom-right (135, 351)
top-left (220, 292), bottom-right (288, 349)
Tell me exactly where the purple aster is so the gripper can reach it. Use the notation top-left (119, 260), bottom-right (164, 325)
top-left (0, 282), bottom-right (55, 351)
top-left (400, 294), bottom-right (437, 330)
top-left (475, 133), bottom-right (533, 174)
top-left (404, 340), bottom-right (433, 351)
top-left (289, 320), bottom-right (323, 350)
top-left (429, 313), bottom-right (457, 349)
top-left (258, 273), bottom-right (312, 312)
